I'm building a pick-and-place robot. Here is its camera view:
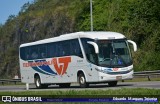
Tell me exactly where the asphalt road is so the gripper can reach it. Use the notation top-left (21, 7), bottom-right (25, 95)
top-left (0, 81), bottom-right (160, 92)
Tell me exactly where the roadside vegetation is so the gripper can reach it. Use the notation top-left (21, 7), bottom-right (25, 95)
top-left (0, 88), bottom-right (160, 95)
top-left (0, 88), bottom-right (159, 103)
top-left (0, 0), bottom-right (160, 78)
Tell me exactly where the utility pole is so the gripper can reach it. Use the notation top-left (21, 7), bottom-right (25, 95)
top-left (16, 18), bottom-right (20, 46)
top-left (90, 0), bottom-right (93, 31)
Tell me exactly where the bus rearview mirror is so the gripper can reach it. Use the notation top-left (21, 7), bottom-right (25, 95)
top-left (87, 41), bottom-right (99, 54)
top-left (127, 40), bottom-right (137, 52)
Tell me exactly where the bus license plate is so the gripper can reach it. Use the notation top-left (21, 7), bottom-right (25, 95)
top-left (116, 76), bottom-right (122, 80)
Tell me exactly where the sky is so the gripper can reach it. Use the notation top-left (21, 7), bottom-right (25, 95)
top-left (0, 0), bottom-right (34, 25)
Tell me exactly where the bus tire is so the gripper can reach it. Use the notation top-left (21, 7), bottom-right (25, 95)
top-left (59, 83), bottom-right (71, 88)
top-left (34, 75), bottom-right (48, 89)
top-left (78, 73), bottom-right (89, 88)
top-left (108, 81), bottom-right (117, 87)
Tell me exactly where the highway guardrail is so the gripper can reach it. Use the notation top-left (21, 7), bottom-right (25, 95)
top-left (0, 78), bottom-right (21, 85)
top-left (134, 70), bottom-right (160, 81)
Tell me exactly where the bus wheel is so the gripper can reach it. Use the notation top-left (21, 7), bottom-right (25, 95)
top-left (34, 75), bottom-right (48, 89)
top-left (35, 75), bottom-right (42, 88)
top-left (59, 83), bottom-right (71, 88)
top-left (108, 81), bottom-right (117, 87)
top-left (78, 73), bottom-right (89, 88)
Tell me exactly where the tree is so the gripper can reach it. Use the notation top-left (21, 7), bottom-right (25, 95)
top-left (6, 15), bottom-right (16, 23)
top-left (20, 2), bottom-right (30, 13)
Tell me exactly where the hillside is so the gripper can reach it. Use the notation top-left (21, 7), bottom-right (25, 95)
top-left (0, 0), bottom-right (160, 78)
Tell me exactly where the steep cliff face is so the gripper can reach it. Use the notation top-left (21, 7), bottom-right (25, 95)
top-left (0, 0), bottom-right (86, 78)
top-left (0, 0), bottom-right (160, 78)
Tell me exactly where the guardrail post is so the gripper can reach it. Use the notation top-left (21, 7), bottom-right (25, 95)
top-left (26, 83), bottom-right (29, 90)
top-left (147, 75), bottom-right (151, 81)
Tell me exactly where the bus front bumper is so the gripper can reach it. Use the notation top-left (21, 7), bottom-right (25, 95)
top-left (98, 70), bottom-right (133, 82)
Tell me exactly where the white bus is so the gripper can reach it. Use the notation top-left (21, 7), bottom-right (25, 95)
top-left (19, 31), bottom-right (137, 88)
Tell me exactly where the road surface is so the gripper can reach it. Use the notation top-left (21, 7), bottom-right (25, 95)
top-left (0, 81), bottom-right (160, 92)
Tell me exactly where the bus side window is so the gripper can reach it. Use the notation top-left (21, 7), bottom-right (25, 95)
top-left (57, 41), bottom-right (69, 57)
top-left (39, 45), bottom-right (47, 59)
top-left (62, 41), bottom-right (70, 56)
top-left (20, 47), bottom-right (26, 60)
top-left (47, 42), bottom-right (57, 58)
top-left (31, 46), bottom-right (38, 59)
top-left (25, 47), bottom-right (30, 60)
top-left (87, 44), bottom-right (97, 63)
top-left (20, 47), bottom-right (30, 60)
top-left (81, 38), bottom-right (97, 64)
top-left (57, 42), bottom-right (63, 57)
top-left (70, 39), bottom-right (83, 58)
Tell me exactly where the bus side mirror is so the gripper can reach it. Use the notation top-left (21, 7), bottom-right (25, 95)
top-left (127, 40), bottom-right (137, 52)
top-left (87, 41), bottom-right (99, 54)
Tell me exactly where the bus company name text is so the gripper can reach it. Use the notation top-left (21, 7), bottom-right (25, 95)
top-left (23, 60), bottom-right (53, 67)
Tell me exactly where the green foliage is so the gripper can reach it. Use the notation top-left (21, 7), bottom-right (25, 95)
top-left (134, 50), bottom-right (160, 71)
top-left (0, 0), bottom-right (160, 78)
top-left (0, 88), bottom-right (160, 95)
top-left (20, 2), bottom-right (30, 13)
top-left (0, 88), bottom-right (159, 103)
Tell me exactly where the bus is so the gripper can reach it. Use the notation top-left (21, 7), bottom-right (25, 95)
top-left (19, 31), bottom-right (137, 88)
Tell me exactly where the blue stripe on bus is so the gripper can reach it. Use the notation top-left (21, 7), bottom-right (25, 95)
top-left (35, 60), bottom-right (57, 75)
top-left (28, 60), bottom-right (57, 76)
top-left (31, 66), bottom-right (51, 75)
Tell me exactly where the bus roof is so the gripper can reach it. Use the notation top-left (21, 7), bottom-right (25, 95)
top-left (20, 31), bottom-right (126, 47)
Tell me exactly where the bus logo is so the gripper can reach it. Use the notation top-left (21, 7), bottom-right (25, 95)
top-left (52, 57), bottom-right (71, 75)
top-left (113, 68), bottom-right (119, 71)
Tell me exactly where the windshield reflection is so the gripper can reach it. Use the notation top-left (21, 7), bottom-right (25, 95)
top-left (98, 40), bottom-right (132, 67)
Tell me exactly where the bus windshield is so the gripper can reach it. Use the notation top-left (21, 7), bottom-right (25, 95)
top-left (98, 39), bottom-right (132, 67)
